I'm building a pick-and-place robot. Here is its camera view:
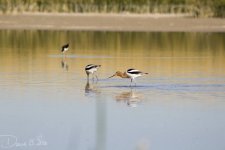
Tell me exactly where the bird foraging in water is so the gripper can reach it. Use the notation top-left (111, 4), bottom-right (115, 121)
top-left (61, 43), bottom-right (69, 56)
top-left (85, 64), bottom-right (101, 80)
top-left (108, 68), bottom-right (148, 86)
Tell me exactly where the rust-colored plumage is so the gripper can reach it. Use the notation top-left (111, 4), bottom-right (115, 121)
top-left (108, 71), bottom-right (130, 79)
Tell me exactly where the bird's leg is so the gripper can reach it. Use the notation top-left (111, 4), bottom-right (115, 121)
top-left (130, 78), bottom-right (133, 87)
top-left (87, 74), bottom-right (89, 81)
top-left (95, 74), bottom-right (99, 81)
top-left (62, 52), bottom-right (65, 59)
top-left (92, 73), bottom-right (95, 81)
top-left (134, 79), bottom-right (137, 87)
top-left (92, 72), bottom-right (98, 81)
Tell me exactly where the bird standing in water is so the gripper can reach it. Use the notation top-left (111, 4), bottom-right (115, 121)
top-left (61, 43), bottom-right (69, 57)
top-left (108, 68), bottom-right (148, 86)
top-left (85, 64), bottom-right (101, 80)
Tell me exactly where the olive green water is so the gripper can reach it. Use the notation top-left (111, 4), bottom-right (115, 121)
top-left (0, 30), bottom-right (225, 150)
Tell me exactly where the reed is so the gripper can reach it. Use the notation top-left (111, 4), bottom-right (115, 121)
top-left (0, 0), bottom-right (224, 17)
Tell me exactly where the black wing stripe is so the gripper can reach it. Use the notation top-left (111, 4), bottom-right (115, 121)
top-left (62, 44), bottom-right (69, 49)
top-left (85, 64), bottom-right (98, 70)
top-left (127, 69), bottom-right (135, 72)
top-left (127, 69), bottom-right (141, 73)
top-left (63, 44), bottom-right (69, 48)
top-left (127, 71), bottom-right (142, 75)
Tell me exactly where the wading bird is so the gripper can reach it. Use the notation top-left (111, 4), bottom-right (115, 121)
top-left (108, 68), bottom-right (148, 86)
top-left (61, 43), bottom-right (69, 56)
top-left (85, 64), bottom-right (101, 80)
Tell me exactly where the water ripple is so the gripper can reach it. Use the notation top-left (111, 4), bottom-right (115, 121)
top-left (100, 83), bottom-right (225, 92)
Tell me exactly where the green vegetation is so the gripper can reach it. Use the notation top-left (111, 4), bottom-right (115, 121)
top-left (0, 0), bottom-right (224, 17)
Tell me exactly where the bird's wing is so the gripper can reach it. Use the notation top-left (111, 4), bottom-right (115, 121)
top-left (127, 69), bottom-right (142, 74)
top-left (85, 64), bottom-right (99, 70)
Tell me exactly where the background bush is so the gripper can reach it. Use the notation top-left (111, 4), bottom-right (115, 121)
top-left (0, 0), bottom-right (224, 17)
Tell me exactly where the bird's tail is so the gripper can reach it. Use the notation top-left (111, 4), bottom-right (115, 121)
top-left (142, 72), bottom-right (149, 75)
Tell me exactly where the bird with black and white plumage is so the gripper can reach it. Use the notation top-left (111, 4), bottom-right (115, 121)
top-left (85, 64), bottom-right (101, 80)
top-left (61, 43), bottom-right (69, 54)
top-left (108, 68), bottom-right (148, 86)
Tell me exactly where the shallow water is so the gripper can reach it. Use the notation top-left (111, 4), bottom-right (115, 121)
top-left (0, 30), bottom-right (225, 150)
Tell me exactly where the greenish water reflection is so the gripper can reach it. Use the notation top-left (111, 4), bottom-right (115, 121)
top-left (0, 30), bottom-right (225, 77)
top-left (1, 30), bottom-right (225, 56)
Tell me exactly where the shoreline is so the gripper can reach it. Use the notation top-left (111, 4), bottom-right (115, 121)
top-left (0, 13), bottom-right (225, 32)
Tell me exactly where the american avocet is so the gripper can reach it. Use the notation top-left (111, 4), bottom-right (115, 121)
top-left (108, 68), bottom-right (148, 86)
top-left (61, 43), bottom-right (69, 55)
top-left (85, 64), bottom-right (101, 80)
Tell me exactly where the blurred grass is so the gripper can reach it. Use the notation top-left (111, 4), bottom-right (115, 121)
top-left (0, 0), bottom-right (224, 17)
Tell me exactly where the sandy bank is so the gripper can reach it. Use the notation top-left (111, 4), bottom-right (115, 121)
top-left (0, 13), bottom-right (225, 32)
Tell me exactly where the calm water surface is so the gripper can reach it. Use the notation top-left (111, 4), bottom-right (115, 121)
top-left (0, 30), bottom-right (225, 150)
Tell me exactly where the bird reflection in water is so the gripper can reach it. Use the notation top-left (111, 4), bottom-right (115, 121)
top-left (61, 58), bottom-right (69, 71)
top-left (85, 80), bottom-right (100, 96)
top-left (115, 89), bottom-right (143, 107)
